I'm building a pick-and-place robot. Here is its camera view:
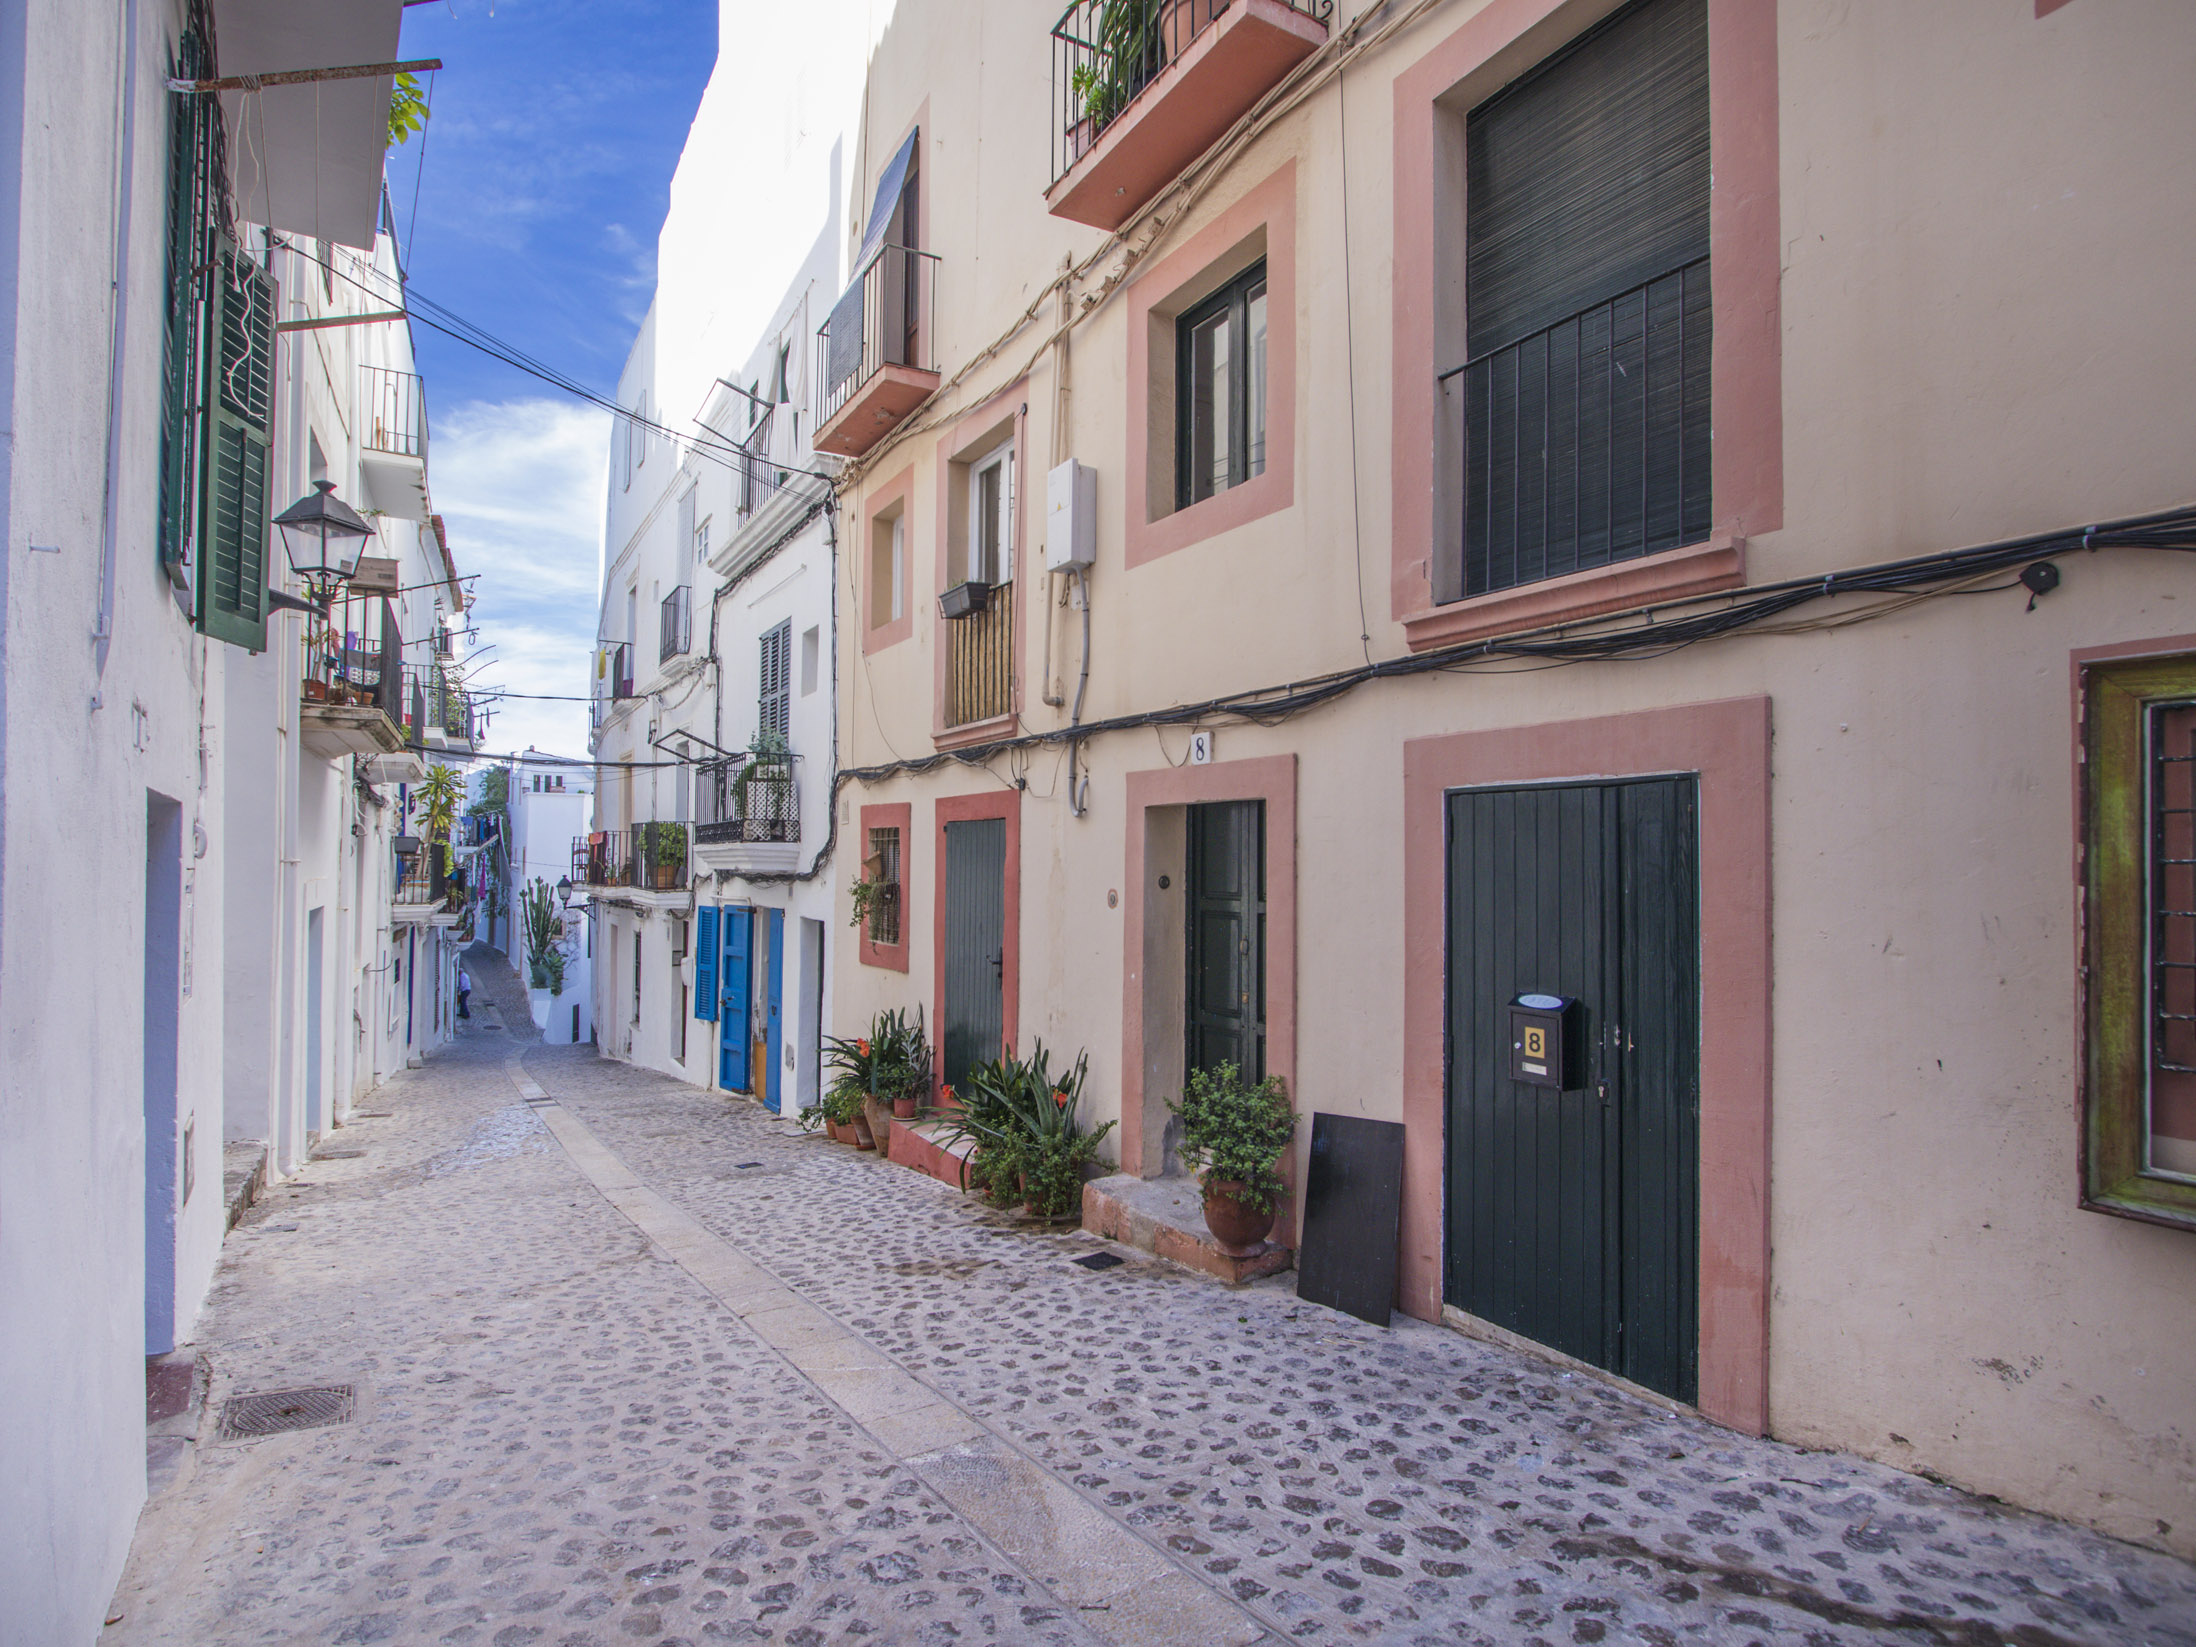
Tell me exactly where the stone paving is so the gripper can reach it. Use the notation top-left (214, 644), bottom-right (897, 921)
top-left (103, 956), bottom-right (2196, 1646)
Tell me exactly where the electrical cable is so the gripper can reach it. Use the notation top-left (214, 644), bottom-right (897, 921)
top-left (827, 507), bottom-right (2196, 792)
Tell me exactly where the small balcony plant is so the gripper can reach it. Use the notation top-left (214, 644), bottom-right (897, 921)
top-left (1169, 1062), bottom-right (1296, 1255)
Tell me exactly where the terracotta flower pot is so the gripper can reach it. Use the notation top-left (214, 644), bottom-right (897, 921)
top-left (851, 1112), bottom-right (877, 1150)
top-left (1201, 1178), bottom-right (1275, 1256)
top-left (824, 1118), bottom-right (847, 1144)
top-left (1162, 0), bottom-right (1222, 61)
top-left (892, 1094), bottom-right (919, 1121)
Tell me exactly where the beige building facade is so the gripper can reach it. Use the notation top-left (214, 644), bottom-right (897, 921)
top-left (823, 0), bottom-right (2196, 1554)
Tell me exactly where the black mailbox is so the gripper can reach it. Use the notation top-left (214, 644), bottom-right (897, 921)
top-left (1508, 994), bottom-right (1579, 1090)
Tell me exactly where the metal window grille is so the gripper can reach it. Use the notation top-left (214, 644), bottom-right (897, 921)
top-left (660, 586), bottom-right (692, 663)
top-left (868, 827), bottom-right (902, 947)
top-left (2151, 705), bottom-right (2196, 1136)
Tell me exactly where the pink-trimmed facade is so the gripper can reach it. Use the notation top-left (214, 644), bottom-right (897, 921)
top-left (831, 0), bottom-right (2196, 1557)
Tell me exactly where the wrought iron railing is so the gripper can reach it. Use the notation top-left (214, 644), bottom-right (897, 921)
top-left (606, 641), bottom-right (634, 701)
top-left (1050, 0), bottom-right (1331, 183)
top-left (572, 824), bottom-right (689, 892)
top-left (301, 591), bottom-right (400, 718)
top-left (735, 408), bottom-right (789, 522)
top-left (1437, 258), bottom-right (1712, 602)
top-left (402, 662), bottom-right (475, 746)
top-left (361, 365), bottom-right (427, 459)
top-left (393, 850), bottom-right (464, 912)
top-left (660, 587), bottom-right (692, 663)
top-left (815, 243), bottom-right (939, 431)
top-left (694, 756), bottom-right (799, 845)
top-left (946, 582), bottom-right (1014, 727)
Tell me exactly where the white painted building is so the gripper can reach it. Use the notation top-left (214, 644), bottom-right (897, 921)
top-left (499, 749), bottom-right (595, 1046)
top-left (0, 4), bottom-right (472, 1637)
top-left (585, 6), bottom-right (878, 1116)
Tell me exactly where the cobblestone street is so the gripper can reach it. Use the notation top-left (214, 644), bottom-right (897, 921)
top-left (102, 964), bottom-right (2196, 1647)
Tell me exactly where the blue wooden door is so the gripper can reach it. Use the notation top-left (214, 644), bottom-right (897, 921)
top-left (764, 909), bottom-right (786, 1112)
top-left (718, 908), bottom-right (752, 1090)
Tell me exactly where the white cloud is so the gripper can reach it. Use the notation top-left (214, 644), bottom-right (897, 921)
top-left (430, 397), bottom-right (610, 761)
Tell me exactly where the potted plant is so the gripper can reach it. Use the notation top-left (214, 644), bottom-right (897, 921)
top-left (869, 1006), bottom-right (931, 1123)
top-left (732, 731), bottom-right (794, 834)
top-left (814, 1032), bottom-right (877, 1145)
top-left (939, 1042), bottom-right (1114, 1220)
top-left (1160, 0), bottom-right (1221, 62)
top-left (641, 821), bottom-right (686, 888)
top-left (1169, 1062), bottom-right (1296, 1255)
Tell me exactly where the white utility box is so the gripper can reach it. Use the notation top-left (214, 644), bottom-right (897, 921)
top-left (1045, 457), bottom-right (1096, 572)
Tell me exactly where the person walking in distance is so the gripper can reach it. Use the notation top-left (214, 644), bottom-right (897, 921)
top-left (457, 964), bottom-right (472, 1021)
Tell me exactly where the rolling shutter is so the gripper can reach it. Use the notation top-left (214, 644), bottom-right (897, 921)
top-left (694, 905), bottom-right (719, 1021)
top-left (197, 248), bottom-right (274, 652)
top-left (1464, 0), bottom-right (1709, 359)
top-left (1454, 0), bottom-right (1711, 601)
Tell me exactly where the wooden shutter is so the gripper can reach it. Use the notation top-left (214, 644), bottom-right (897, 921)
top-left (693, 905), bottom-right (719, 1021)
top-left (159, 43), bottom-right (212, 588)
top-left (197, 248), bottom-right (274, 652)
top-left (759, 620), bottom-right (791, 743)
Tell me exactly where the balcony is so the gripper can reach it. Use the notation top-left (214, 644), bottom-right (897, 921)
top-left (735, 409), bottom-right (789, 525)
top-left (945, 581), bottom-right (1014, 730)
top-left (813, 243), bottom-right (940, 459)
top-left (359, 365), bottom-right (430, 521)
top-left (572, 823), bottom-right (690, 898)
top-left (660, 586), bottom-right (692, 664)
top-left (402, 662), bottom-right (477, 752)
top-left (392, 848), bottom-right (466, 926)
top-left (1046, 0), bottom-right (1329, 231)
top-left (300, 590), bottom-right (406, 761)
top-left (692, 754), bottom-right (801, 874)
top-left (608, 641), bottom-right (635, 701)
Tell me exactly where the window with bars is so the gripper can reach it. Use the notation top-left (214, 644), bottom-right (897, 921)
top-left (758, 620), bottom-right (792, 746)
top-left (1439, 0), bottom-right (1711, 604)
top-left (1175, 261), bottom-right (1268, 510)
top-left (866, 826), bottom-right (902, 948)
top-left (2081, 654), bottom-right (2196, 1231)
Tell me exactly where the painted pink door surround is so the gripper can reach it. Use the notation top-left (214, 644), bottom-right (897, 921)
top-left (1401, 697), bottom-right (1772, 1435)
top-left (1120, 754), bottom-right (1300, 1233)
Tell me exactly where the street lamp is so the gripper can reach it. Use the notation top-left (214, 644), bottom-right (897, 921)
top-left (557, 874), bottom-right (575, 911)
top-left (273, 480), bottom-right (374, 604)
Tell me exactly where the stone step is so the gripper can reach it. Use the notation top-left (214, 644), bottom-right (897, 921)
top-left (1082, 1172), bottom-right (1292, 1285)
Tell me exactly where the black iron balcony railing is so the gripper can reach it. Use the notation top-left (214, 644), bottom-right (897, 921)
top-left (1437, 257), bottom-right (1712, 602)
top-left (694, 755), bottom-right (799, 845)
top-left (402, 662), bottom-right (475, 746)
top-left (1050, 0), bottom-right (1330, 183)
top-left (815, 243), bottom-right (939, 430)
top-left (301, 591), bottom-right (400, 718)
top-left (572, 823), bottom-right (690, 892)
top-left (736, 408), bottom-right (789, 523)
top-left (946, 582), bottom-right (1014, 727)
top-left (393, 849), bottom-right (465, 912)
top-left (605, 641), bottom-right (635, 701)
top-left (361, 364), bottom-right (427, 459)
top-left (660, 586), bottom-right (692, 663)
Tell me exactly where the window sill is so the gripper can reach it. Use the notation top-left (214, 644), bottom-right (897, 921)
top-left (1401, 533), bottom-right (1746, 652)
top-left (860, 936), bottom-right (910, 973)
top-left (934, 711), bottom-right (1017, 752)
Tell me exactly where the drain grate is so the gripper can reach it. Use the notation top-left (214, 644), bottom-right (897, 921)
top-left (1073, 1252), bottom-right (1126, 1271)
top-left (216, 1385), bottom-right (355, 1441)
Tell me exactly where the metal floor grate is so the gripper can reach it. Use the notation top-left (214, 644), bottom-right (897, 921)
top-left (216, 1385), bottom-right (355, 1441)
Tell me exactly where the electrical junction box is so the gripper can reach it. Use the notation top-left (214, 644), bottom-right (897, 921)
top-left (1508, 993), bottom-right (1580, 1090)
top-left (1046, 458), bottom-right (1096, 572)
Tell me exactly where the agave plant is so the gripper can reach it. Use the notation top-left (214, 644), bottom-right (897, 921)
top-left (936, 1041), bottom-right (1114, 1217)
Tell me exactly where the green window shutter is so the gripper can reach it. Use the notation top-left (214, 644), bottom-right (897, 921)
top-left (158, 36), bottom-right (211, 587)
top-left (197, 249), bottom-right (274, 652)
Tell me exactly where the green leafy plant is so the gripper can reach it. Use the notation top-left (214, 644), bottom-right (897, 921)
top-left (1168, 1063), bottom-right (1296, 1214)
top-left (938, 1042), bottom-right (1114, 1218)
top-left (849, 875), bottom-right (883, 931)
top-left (388, 70), bottom-right (430, 147)
top-left (1072, 0), bottom-right (1163, 127)
top-left (810, 1007), bottom-right (931, 1129)
top-left (521, 877), bottom-right (565, 995)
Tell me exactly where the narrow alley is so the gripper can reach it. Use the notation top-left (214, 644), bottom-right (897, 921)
top-left (99, 954), bottom-right (2196, 1647)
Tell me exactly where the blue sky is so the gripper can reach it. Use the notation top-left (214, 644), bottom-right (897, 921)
top-left (392, 0), bottom-right (716, 759)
